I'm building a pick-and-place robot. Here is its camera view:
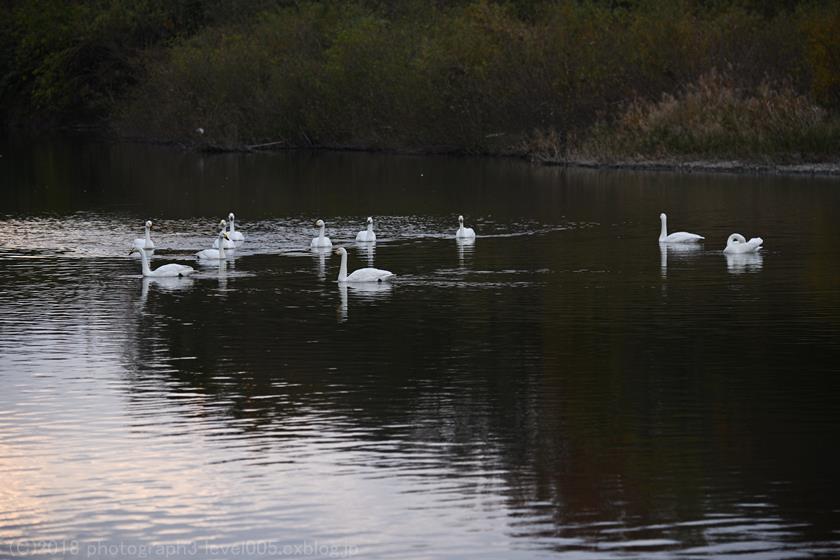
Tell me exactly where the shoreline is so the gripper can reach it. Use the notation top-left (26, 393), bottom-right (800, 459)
top-left (9, 127), bottom-right (840, 178)
top-left (543, 158), bottom-right (840, 177)
top-left (225, 141), bottom-right (840, 178)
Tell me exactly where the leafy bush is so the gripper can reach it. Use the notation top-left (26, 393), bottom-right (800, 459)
top-left (5, 0), bottom-right (838, 163)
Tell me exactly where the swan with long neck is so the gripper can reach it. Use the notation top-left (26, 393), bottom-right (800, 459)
top-left (335, 247), bottom-right (393, 282)
top-left (132, 220), bottom-right (155, 257)
top-left (197, 229), bottom-right (231, 260)
top-left (130, 247), bottom-right (194, 277)
top-left (659, 213), bottom-right (704, 243)
top-left (355, 217), bottom-right (376, 242)
top-left (456, 215), bottom-right (476, 238)
top-left (311, 219), bottom-right (332, 248)
top-left (723, 233), bottom-right (763, 254)
top-left (213, 219), bottom-right (236, 248)
top-left (227, 212), bottom-right (245, 242)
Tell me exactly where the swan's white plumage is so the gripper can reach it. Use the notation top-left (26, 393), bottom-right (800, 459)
top-left (456, 215), bottom-right (476, 238)
top-left (658, 213), bottom-right (704, 243)
top-left (228, 212), bottom-right (245, 242)
top-left (355, 217), bottom-right (376, 242)
top-left (213, 220), bottom-right (236, 248)
top-left (311, 219), bottom-right (332, 248)
top-left (335, 247), bottom-right (393, 283)
top-left (724, 233), bottom-right (763, 254)
top-left (132, 220), bottom-right (155, 256)
top-left (198, 230), bottom-right (231, 260)
top-left (131, 248), bottom-right (194, 277)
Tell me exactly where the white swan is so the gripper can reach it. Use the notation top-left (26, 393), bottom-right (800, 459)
top-left (197, 230), bottom-right (231, 261)
top-left (335, 247), bottom-right (393, 283)
top-left (456, 215), bottom-right (476, 238)
top-left (659, 213), bottom-right (704, 243)
top-left (132, 220), bottom-right (155, 257)
top-left (130, 247), bottom-right (194, 277)
top-left (311, 219), bottom-right (332, 248)
top-left (355, 217), bottom-right (376, 242)
top-left (228, 212), bottom-right (245, 242)
top-left (724, 233), bottom-right (763, 254)
top-left (213, 220), bottom-right (236, 248)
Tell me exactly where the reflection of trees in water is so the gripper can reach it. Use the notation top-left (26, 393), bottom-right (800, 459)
top-left (118, 247), bottom-right (840, 549)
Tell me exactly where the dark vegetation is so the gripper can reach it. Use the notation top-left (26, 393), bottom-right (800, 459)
top-left (2, 0), bottom-right (839, 163)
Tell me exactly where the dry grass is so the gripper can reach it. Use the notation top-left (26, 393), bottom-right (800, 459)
top-left (527, 71), bottom-right (840, 164)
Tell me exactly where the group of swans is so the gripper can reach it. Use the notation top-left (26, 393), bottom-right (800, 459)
top-left (312, 217), bottom-right (390, 282)
top-left (130, 212), bottom-right (760, 282)
top-left (659, 213), bottom-right (763, 254)
top-left (131, 213), bottom-right (245, 277)
top-left (310, 215), bottom-right (477, 282)
top-left (200, 213), bottom-right (246, 260)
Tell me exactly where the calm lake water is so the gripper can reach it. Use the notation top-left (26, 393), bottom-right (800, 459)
top-left (1, 136), bottom-right (839, 559)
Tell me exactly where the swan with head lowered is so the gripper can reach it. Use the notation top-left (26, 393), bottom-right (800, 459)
top-left (355, 217), bottom-right (376, 242)
top-left (311, 219), bottom-right (332, 248)
top-left (659, 213), bottom-right (704, 243)
top-left (130, 247), bottom-right (194, 277)
top-left (197, 230), bottom-right (231, 261)
top-left (334, 247), bottom-right (393, 283)
top-left (724, 233), bottom-right (763, 254)
top-left (132, 220), bottom-right (155, 257)
top-left (227, 212), bottom-right (245, 242)
top-left (213, 220), bottom-right (236, 248)
top-left (456, 215), bottom-right (476, 238)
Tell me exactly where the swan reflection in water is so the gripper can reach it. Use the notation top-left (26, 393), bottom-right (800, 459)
top-left (216, 258), bottom-right (230, 291)
top-left (457, 236), bottom-right (475, 268)
top-left (355, 241), bottom-right (376, 267)
top-left (726, 251), bottom-right (764, 274)
top-left (659, 242), bottom-right (702, 278)
top-left (337, 281), bottom-right (394, 323)
top-left (140, 275), bottom-right (195, 305)
top-left (312, 246), bottom-right (330, 280)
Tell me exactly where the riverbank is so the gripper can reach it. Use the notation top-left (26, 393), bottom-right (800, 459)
top-left (115, 132), bottom-right (840, 179)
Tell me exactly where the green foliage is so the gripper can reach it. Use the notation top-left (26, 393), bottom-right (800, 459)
top-left (3, 0), bottom-right (839, 162)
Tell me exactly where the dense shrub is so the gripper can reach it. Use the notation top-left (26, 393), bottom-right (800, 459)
top-left (3, 0), bottom-right (839, 162)
top-left (574, 71), bottom-right (840, 162)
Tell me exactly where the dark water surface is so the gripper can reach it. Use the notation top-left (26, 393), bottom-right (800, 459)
top-left (1, 137), bottom-right (839, 559)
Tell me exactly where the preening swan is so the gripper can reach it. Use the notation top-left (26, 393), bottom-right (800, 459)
top-left (130, 247), bottom-right (194, 277)
top-left (311, 219), bottom-right (332, 248)
top-left (456, 215), bottom-right (476, 238)
top-left (355, 217), bottom-right (376, 242)
top-left (659, 213), bottom-right (704, 243)
top-left (213, 220), bottom-right (236, 248)
top-left (132, 220), bottom-right (155, 257)
top-left (335, 246), bottom-right (394, 283)
top-left (227, 212), bottom-right (245, 242)
top-left (724, 233), bottom-right (763, 254)
top-left (197, 230), bottom-right (231, 261)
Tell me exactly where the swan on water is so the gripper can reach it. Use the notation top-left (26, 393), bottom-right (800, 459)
top-left (724, 233), bottom-right (763, 254)
top-left (132, 220), bottom-right (155, 257)
top-left (311, 219), bottom-right (332, 248)
top-left (658, 213), bottom-right (704, 243)
top-left (227, 212), bottom-right (245, 242)
top-left (197, 230), bottom-right (231, 261)
top-left (456, 215), bottom-right (476, 238)
top-left (355, 217), bottom-right (376, 242)
top-left (213, 220), bottom-right (236, 248)
top-left (130, 247), bottom-right (194, 277)
top-left (334, 246), bottom-right (393, 283)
